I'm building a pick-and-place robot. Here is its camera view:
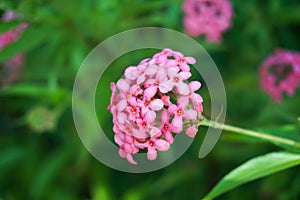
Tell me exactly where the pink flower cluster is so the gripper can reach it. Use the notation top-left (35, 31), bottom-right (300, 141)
top-left (0, 11), bottom-right (27, 87)
top-left (108, 49), bottom-right (203, 164)
top-left (182, 0), bottom-right (233, 43)
top-left (260, 49), bottom-right (300, 102)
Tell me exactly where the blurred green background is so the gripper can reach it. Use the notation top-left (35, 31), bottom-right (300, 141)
top-left (1, 0), bottom-right (300, 199)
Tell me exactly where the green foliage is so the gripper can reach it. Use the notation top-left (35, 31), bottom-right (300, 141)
top-left (203, 152), bottom-right (300, 199)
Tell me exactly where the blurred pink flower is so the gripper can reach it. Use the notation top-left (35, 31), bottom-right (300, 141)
top-left (108, 49), bottom-right (203, 164)
top-left (260, 49), bottom-right (300, 102)
top-left (0, 11), bottom-right (28, 88)
top-left (182, 0), bottom-right (233, 43)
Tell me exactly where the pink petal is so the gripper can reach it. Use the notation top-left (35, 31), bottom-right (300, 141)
top-left (189, 81), bottom-right (201, 92)
top-left (179, 72), bottom-right (191, 80)
top-left (147, 147), bottom-right (157, 160)
top-left (110, 82), bottom-right (116, 92)
top-left (173, 51), bottom-right (183, 57)
top-left (126, 154), bottom-right (137, 165)
top-left (137, 75), bottom-right (146, 85)
top-left (193, 102), bottom-right (203, 112)
top-left (134, 141), bottom-right (148, 149)
top-left (137, 64), bottom-right (146, 72)
top-left (155, 139), bottom-right (170, 151)
top-left (145, 67), bottom-right (157, 75)
top-left (172, 125), bottom-right (182, 134)
top-left (168, 104), bottom-right (178, 114)
top-left (191, 93), bottom-right (203, 103)
top-left (124, 143), bottom-right (133, 153)
top-left (157, 55), bottom-right (168, 63)
top-left (117, 99), bottom-right (127, 111)
top-left (156, 68), bottom-right (167, 82)
top-left (119, 149), bottom-right (127, 158)
top-left (128, 96), bottom-right (137, 105)
top-left (159, 80), bottom-right (174, 93)
top-left (116, 79), bottom-right (130, 93)
top-left (114, 134), bottom-right (124, 146)
top-left (185, 56), bottom-right (196, 64)
top-left (144, 110), bottom-right (156, 123)
top-left (108, 83), bottom-right (117, 110)
top-left (150, 99), bottom-right (163, 111)
top-left (166, 59), bottom-right (179, 67)
top-left (139, 58), bottom-right (150, 65)
top-left (140, 107), bottom-right (149, 118)
top-left (164, 131), bottom-right (174, 144)
top-left (179, 63), bottom-right (190, 72)
top-left (190, 93), bottom-right (203, 112)
top-left (113, 124), bottom-right (123, 134)
top-left (125, 66), bottom-right (138, 80)
top-left (176, 81), bottom-right (190, 95)
top-left (130, 85), bottom-right (142, 96)
top-left (132, 129), bottom-right (147, 139)
top-left (161, 95), bottom-right (171, 106)
top-left (117, 112), bottom-right (127, 124)
top-left (172, 116), bottom-right (183, 131)
top-left (186, 126), bottom-right (198, 138)
top-left (177, 97), bottom-right (189, 108)
top-left (161, 110), bottom-right (170, 123)
top-left (150, 127), bottom-right (161, 137)
top-left (167, 68), bottom-right (179, 78)
top-left (183, 109), bottom-right (197, 120)
top-left (125, 135), bottom-right (134, 143)
top-left (144, 86), bottom-right (157, 99)
top-left (144, 79), bottom-right (156, 87)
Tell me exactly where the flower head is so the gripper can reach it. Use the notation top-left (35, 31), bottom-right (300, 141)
top-left (108, 49), bottom-right (203, 164)
top-left (260, 49), bottom-right (300, 102)
top-left (182, 0), bottom-right (233, 43)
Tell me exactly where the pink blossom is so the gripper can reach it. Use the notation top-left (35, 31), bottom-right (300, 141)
top-left (135, 137), bottom-right (170, 160)
top-left (161, 95), bottom-right (172, 106)
top-left (160, 110), bottom-right (174, 144)
top-left (160, 68), bottom-right (192, 95)
top-left (188, 81), bottom-right (204, 112)
top-left (108, 83), bottom-right (117, 110)
top-left (182, 0), bottom-right (233, 43)
top-left (0, 11), bottom-right (28, 88)
top-left (168, 97), bottom-right (197, 133)
top-left (108, 48), bottom-right (203, 164)
top-left (125, 64), bottom-right (157, 85)
top-left (143, 67), bottom-right (168, 99)
top-left (260, 49), bottom-right (300, 102)
top-left (153, 48), bottom-right (196, 71)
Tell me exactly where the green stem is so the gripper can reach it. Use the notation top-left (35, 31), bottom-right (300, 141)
top-left (199, 118), bottom-right (300, 149)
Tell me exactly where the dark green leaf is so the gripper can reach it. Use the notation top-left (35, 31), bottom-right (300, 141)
top-left (0, 20), bottom-right (21, 34)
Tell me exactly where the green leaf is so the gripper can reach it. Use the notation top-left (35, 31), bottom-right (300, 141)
top-left (0, 84), bottom-right (69, 103)
top-left (30, 148), bottom-right (72, 199)
top-left (0, 147), bottom-right (23, 174)
top-left (0, 25), bottom-right (50, 62)
top-left (0, 20), bottom-right (21, 34)
top-left (258, 125), bottom-right (300, 153)
top-left (203, 152), bottom-right (300, 200)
